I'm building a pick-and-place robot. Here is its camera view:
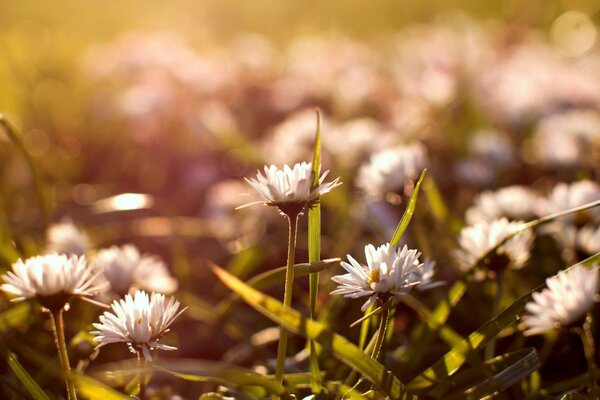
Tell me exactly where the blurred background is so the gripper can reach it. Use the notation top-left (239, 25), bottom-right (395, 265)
top-left (1, 0), bottom-right (600, 397)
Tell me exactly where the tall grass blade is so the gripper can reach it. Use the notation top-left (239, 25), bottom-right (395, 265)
top-left (308, 108), bottom-right (323, 393)
top-left (0, 115), bottom-right (51, 225)
top-left (0, 341), bottom-right (51, 400)
top-left (408, 252), bottom-right (600, 394)
top-left (212, 265), bottom-right (414, 399)
top-left (71, 374), bottom-right (131, 400)
top-left (390, 169), bottom-right (427, 246)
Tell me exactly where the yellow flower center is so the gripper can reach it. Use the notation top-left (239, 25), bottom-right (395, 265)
top-left (368, 268), bottom-right (380, 285)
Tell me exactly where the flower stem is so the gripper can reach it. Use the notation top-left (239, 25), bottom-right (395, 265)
top-left (371, 302), bottom-right (390, 362)
top-left (138, 352), bottom-right (147, 400)
top-left (485, 271), bottom-right (504, 360)
top-left (50, 309), bottom-right (77, 400)
top-left (275, 213), bottom-right (299, 393)
top-left (577, 314), bottom-right (598, 392)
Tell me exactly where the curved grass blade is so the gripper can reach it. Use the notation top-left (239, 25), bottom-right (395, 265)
top-left (281, 372), bottom-right (367, 399)
top-left (154, 360), bottom-right (293, 399)
top-left (408, 252), bottom-right (600, 394)
top-left (212, 265), bottom-right (414, 399)
top-left (71, 373), bottom-right (130, 400)
top-left (442, 348), bottom-right (539, 399)
top-left (308, 109), bottom-right (323, 393)
top-left (216, 259), bottom-right (340, 318)
top-left (0, 115), bottom-right (50, 225)
top-left (0, 341), bottom-right (51, 400)
top-left (390, 169), bottom-right (427, 246)
top-left (405, 198), bottom-right (600, 372)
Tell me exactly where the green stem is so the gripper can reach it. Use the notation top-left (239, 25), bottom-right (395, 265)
top-left (577, 314), bottom-right (597, 393)
top-left (371, 302), bottom-right (390, 362)
top-left (50, 309), bottom-right (77, 400)
top-left (138, 352), bottom-right (147, 400)
top-left (485, 271), bottom-right (503, 360)
top-left (275, 213), bottom-right (299, 391)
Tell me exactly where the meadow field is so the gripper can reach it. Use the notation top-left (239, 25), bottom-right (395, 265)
top-left (1, 1), bottom-right (600, 399)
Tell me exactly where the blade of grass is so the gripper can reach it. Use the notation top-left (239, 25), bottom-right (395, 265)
top-left (212, 265), bottom-right (414, 399)
top-left (0, 340), bottom-right (51, 400)
top-left (216, 259), bottom-right (340, 319)
top-left (154, 360), bottom-right (293, 399)
top-left (408, 252), bottom-right (600, 394)
top-left (71, 373), bottom-right (131, 400)
top-left (441, 348), bottom-right (539, 400)
top-left (390, 169), bottom-right (427, 246)
top-left (308, 108), bottom-right (323, 393)
top-left (405, 198), bottom-right (600, 372)
top-left (0, 115), bottom-right (50, 225)
top-left (356, 170), bottom-right (427, 353)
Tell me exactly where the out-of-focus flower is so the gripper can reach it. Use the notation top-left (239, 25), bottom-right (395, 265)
top-left (46, 221), bottom-right (90, 256)
top-left (454, 159), bottom-right (496, 187)
top-left (577, 225), bottom-right (600, 255)
top-left (91, 290), bottom-right (185, 360)
top-left (330, 243), bottom-right (440, 311)
top-left (326, 118), bottom-right (396, 169)
top-left (356, 143), bottom-right (427, 200)
top-left (473, 39), bottom-right (600, 125)
top-left (244, 162), bottom-right (341, 215)
top-left (549, 224), bottom-right (600, 262)
top-left (465, 186), bottom-right (538, 224)
top-left (262, 109), bottom-right (332, 165)
top-left (410, 258), bottom-right (445, 291)
top-left (535, 180), bottom-right (600, 224)
top-left (522, 265), bottom-right (599, 335)
top-left (271, 37), bottom-right (380, 112)
top-left (390, 25), bottom-right (466, 107)
top-left (455, 218), bottom-right (534, 275)
top-left (469, 129), bottom-right (515, 167)
top-left (94, 245), bottom-right (178, 296)
top-left (1, 254), bottom-right (107, 310)
top-left (529, 110), bottom-right (600, 168)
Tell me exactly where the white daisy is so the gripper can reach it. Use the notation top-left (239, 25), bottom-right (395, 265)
top-left (455, 218), bottom-right (534, 274)
top-left (411, 258), bottom-right (445, 291)
top-left (356, 143), bottom-right (427, 200)
top-left (1, 254), bottom-right (107, 310)
top-left (244, 162), bottom-right (341, 214)
top-left (465, 186), bottom-right (538, 224)
top-left (549, 224), bottom-right (600, 262)
top-left (535, 180), bottom-right (600, 224)
top-left (46, 221), bottom-right (90, 256)
top-left (94, 244), bottom-right (178, 296)
top-left (330, 243), bottom-right (436, 311)
top-left (530, 110), bottom-right (600, 168)
top-left (522, 265), bottom-right (599, 336)
top-left (91, 290), bottom-right (185, 360)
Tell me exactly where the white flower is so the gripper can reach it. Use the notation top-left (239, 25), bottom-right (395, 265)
top-left (530, 110), bottom-right (600, 168)
top-left (577, 225), bottom-right (600, 256)
top-left (455, 218), bottom-right (534, 274)
top-left (1, 254), bottom-right (107, 309)
top-left (330, 243), bottom-right (436, 311)
top-left (522, 265), bottom-right (599, 336)
top-left (356, 143), bottom-right (426, 200)
top-left (94, 245), bottom-right (178, 295)
top-left (549, 224), bottom-right (600, 261)
top-left (46, 221), bottom-right (90, 256)
top-left (244, 162), bottom-right (341, 211)
top-left (469, 129), bottom-right (515, 167)
top-left (465, 186), bottom-right (538, 224)
top-left (411, 259), bottom-right (445, 291)
top-left (535, 180), bottom-right (600, 224)
top-left (92, 290), bottom-right (185, 360)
